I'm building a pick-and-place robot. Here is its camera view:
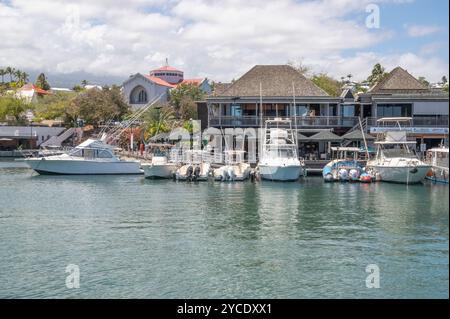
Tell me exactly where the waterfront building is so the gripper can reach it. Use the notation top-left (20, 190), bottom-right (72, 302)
top-left (122, 61), bottom-right (212, 109)
top-left (0, 125), bottom-right (65, 152)
top-left (16, 83), bottom-right (51, 103)
top-left (204, 64), bottom-right (449, 159)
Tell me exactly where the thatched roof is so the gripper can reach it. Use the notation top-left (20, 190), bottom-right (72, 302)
top-left (309, 131), bottom-right (342, 142)
top-left (341, 129), bottom-right (375, 141)
top-left (369, 67), bottom-right (428, 93)
top-left (217, 65), bottom-right (329, 97)
top-left (210, 82), bottom-right (232, 96)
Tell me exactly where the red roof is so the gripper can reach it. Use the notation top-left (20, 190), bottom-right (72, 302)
top-left (144, 75), bottom-right (176, 88)
top-left (178, 78), bottom-right (204, 86)
top-left (20, 83), bottom-right (52, 95)
top-left (151, 65), bottom-right (182, 73)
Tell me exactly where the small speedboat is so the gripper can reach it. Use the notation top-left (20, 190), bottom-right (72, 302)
top-left (143, 155), bottom-right (178, 179)
top-left (213, 163), bottom-right (251, 181)
top-left (322, 147), bottom-right (367, 182)
top-left (424, 145), bottom-right (449, 184)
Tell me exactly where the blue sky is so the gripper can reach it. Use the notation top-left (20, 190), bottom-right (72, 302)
top-left (0, 0), bottom-right (448, 86)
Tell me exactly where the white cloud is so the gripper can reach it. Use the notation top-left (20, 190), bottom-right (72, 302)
top-left (406, 24), bottom-right (442, 37)
top-left (0, 0), bottom-right (447, 84)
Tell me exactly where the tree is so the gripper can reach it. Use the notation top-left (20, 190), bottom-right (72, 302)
top-left (367, 63), bottom-right (387, 87)
top-left (0, 69), bottom-right (6, 83)
top-left (35, 73), bottom-right (51, 90)
top-left (346, 74), bottom-right (353, 83)
top-left (5, 67), bottom-right (15, 82)
top-left (142, 105), bottom-right (176, 140)
top-left (169, 83), bottom-right (204, 120)
top-left (69, 87), bottom-right (130, 127)
top-left (81, 80), bottom-right (89, 87)
top-left (0, 96), bottom-right (29, 124)
top-left (311, 74), bottom-right (341, 97)
top-left (33, 91), bottom-right (77, 124)
top-left (418, 76), bottom-right (430, 88)
top-left (441, 76), bottom-right (448, 85)
top-left (287, 60), bottom-right (311, 75)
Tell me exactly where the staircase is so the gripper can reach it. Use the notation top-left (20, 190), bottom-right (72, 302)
top-left (40, 128), bottom-right (76, 147)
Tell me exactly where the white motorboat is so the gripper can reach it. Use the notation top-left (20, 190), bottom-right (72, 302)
top-left (366, 118), bottom-right (431, 184)
top-left (175, 150), bottom-right (211, 181)
top-left (142, 144), bottom-right (179, 179)
top-left (213, 150), bottom-right (251, 181)
top-left (258, 118), bottom-right (305, 181)
top-left (20, 138), bottom-right (142, 175)
top-left (143, 156), bottom-right (178, 179)
top-left (322, 147), bottom-right (372, 182)
top-left (425, 145), bottom-right (449, 183)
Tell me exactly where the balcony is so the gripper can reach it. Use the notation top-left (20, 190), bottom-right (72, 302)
top-left (209, 115), bottom-right (360, 128)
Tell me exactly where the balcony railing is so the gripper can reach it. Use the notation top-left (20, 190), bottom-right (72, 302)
top-left (366, 115), bottom-right (449, 127)
top-left (209, 116), bottom-right (359, 128)
top-left (209, 115), bottom-right (449, 128)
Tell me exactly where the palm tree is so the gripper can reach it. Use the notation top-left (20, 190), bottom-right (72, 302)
top-left (5, 67), bottom-right (13, 83)
top-left (15, 70), bottom-right (22, 84)
top-left (22, 72), bottom-right (29, 84)
top-left (0, 69), bottom-right (6, 83)
top-left (346, 74), bottom-right (353, 83)
top-left (81, 79), bottom-right (89, 87)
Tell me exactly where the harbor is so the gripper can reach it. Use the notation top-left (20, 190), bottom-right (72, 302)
top-left (0, 159), bottom-right (448, 298)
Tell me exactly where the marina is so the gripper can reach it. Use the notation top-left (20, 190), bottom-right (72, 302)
top-left (0, 159), bottom-right (448, 298)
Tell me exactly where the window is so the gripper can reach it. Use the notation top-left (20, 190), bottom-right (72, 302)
top-left (291, 104), bottom-right (308, 116)
top-left (377, 104), bottom-right (412, 117)
top-left (341, 105), bottom-right (355, 117)
top-left (130, 86), bottom-right (148, 104)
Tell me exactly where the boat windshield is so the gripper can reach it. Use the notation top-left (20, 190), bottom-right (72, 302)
top-left (69, 147), bottom-right (114, 159)
top-left (267, 147), bottom-right (296, 159)
top-left (381, 144), bottom-right (416, 158)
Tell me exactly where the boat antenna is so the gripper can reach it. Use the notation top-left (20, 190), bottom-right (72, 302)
top-left (259, 81), bottom-right (263, 160)
top-left (292, 81), bottom-right (299, 154)
top-left (359, 116), bottom-right (369, 159)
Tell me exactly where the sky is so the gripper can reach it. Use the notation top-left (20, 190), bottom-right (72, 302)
top-left (0, 0), bottom-right (448, 86)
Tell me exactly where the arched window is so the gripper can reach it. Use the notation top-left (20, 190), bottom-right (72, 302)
top-left (130, 86), bottom-right (148, 104)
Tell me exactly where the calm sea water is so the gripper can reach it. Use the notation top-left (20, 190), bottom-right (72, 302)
top-left (0, 159), bottom-right (448, 299)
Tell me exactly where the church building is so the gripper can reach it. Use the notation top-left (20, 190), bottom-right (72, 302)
top-left (122, 61), bottom-right (211, 108)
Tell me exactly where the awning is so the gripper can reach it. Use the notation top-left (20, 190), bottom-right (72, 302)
top-left (297, 132), bottom-right (310, 142)
top-left (149, 132), bottom-right (169, 142)
top-left (308, 131), bottom-right (342, 142)
top-left (341, 129), bottom-right (375, 141)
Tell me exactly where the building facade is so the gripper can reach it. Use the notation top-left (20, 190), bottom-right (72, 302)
top-left (122, 63), bottom-right (211, 109)
top-left (204, 65), bottom-right (449, 159)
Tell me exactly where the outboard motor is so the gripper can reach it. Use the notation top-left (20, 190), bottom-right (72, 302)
top-left (193, 165), bottom-right (201, 181)
top-left (349, 169), bottom-right (360, 181)
top-left (221, 169), bottom-right (229, 182)
top-left (186, 165), bottom-right (194, 181)
top-left (338, 168), bottom-right (349, 181)
top-left (227, 167), bottom-right (236, 181)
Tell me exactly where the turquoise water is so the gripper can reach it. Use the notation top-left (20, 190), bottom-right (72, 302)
top-left (0, 160), bottom-right (448, 298)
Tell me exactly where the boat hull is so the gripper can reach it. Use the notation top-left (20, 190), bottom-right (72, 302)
top-left (143, 164), bottom-right (177, 179)
top-left (259, 165), bottom-right (302, 181)
top-left (425, 166), bottom-right (449, 184)
top-left (369, 165), bottom-right (431, 184)
top-left (23, 158), bottom-right (143, 175)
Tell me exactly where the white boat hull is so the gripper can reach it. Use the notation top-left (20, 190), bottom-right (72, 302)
top-left (143, 163), bottom-right (177, 179)
top-left (23, 158), bottom-right (143, 175)
top-left (369, 165), bottom-right (431, 184)
top-left (259, 165), bottom-right (302, 181)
